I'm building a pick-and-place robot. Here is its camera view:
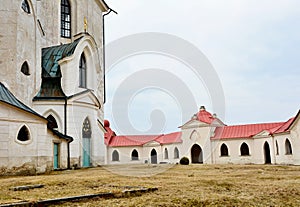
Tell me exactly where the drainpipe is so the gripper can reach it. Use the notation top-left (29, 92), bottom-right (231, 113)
top-left (64, 97), bottom-right (71, 169)
top-left (102, 8), bottom-right (117, 104)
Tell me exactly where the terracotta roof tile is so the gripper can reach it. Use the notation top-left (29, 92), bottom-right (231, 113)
top-left (212, 122), bottom-right (284, 139)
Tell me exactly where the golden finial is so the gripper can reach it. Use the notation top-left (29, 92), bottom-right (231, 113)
top-left (84, 16), bottom-right (88, 33)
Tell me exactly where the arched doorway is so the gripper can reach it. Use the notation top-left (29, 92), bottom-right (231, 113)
top-left (191, 144), bottom-right (203, 164)
top-left (151, 149), bottom-right (157, 164)
top-left (82, 117), bottom-right (91, 167)
top-left (264, 142), bottom-right (271, 164)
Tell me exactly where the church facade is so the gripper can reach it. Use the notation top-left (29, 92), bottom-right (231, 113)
top-left (105, 106), bottom-right (300, 165)
top-left (0, 0), bottom-right (109, 174)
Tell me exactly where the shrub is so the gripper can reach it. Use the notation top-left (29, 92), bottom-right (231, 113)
top-left (180, 157), bottom-right (189, 165)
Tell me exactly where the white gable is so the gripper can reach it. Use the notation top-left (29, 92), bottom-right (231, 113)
top-left (143, 140), bottom-right (160, 147)
top-left (68, 91), bottom-right (101, 109)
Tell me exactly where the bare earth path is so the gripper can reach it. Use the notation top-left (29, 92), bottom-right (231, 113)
top-left (1, 164), bottom-right (300, 206)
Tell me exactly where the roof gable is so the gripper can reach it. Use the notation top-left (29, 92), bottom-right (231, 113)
top-left (0, 82), bottom-right (45, 119)
top-left (41, 38), bottom-right (82, 78)
top-left (213, 122), bottom-right (284, 139)
top-left (68, 90), bottom-right (101, 109)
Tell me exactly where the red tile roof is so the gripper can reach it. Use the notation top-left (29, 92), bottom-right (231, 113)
top-left (197, 109), bottom-right (215, 124)
top-left (107, 132), bottom-right (182, 147)
top-left (104, 109), bottom-right (299, 144)
top-left (212, 120), bottom-right (293, 140)
top-left (155, 132), bottom-right (182, 144)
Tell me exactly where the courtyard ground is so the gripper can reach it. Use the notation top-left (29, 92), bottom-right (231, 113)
top-left (0, 164), bottom-right (300, 206)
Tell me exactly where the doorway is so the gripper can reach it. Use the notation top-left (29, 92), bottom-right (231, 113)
top-left (191, 144), bottom-right (203, 163)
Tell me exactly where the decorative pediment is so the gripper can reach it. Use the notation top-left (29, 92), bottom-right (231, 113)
top-left (253, 130), bottom-right (270, 138)
top-left (68, 90), bottom-right (101, 109)
top-left (180, 119), bottom-right (209, 130)
top-left (143, 140), bottom-right (160, 147)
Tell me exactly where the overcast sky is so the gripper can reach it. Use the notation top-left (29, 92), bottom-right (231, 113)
top-left (103, 0), bottom-right (300, 135)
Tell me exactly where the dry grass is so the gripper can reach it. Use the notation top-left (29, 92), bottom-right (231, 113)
top-left (1, 164), bottom-right (300, 206)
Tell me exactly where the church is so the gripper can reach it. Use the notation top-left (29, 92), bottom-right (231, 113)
top-left (104, 106), bottom-right (300, 165)
top-left (1, 1), bottom-right (300, 175)
top-left (0, 0), bottom-right (109, 174)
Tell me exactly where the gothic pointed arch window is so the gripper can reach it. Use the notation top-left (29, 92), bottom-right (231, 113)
top-left (164, 148), bottom-right (169, 159)
top-left (47, 115), bottom-right (58, 129)
top-left (131, 149), bottom-right (139, 160)
top-left (17, 125), bottom-right (30, 142)
top-left (79, 53), bottom-right (87, 88)
top-left (220, 143), bottom-right (229, 156)
top-left (240, 142), bottom-right (250, 156)
top-left (82, 117), bottom-right (91, 138)
top-left (174, 147), bottom-right (179, 159)
top-left (21, 0), bottom-right (30, 14)
top-left (21, 61), bottom-right (30, 76)
top-left (112, 150), bottom-right (119, 161)
top-left (61, 0), bottom-right (71, 38)
top-left (285, 139), bottom-right (292, 155)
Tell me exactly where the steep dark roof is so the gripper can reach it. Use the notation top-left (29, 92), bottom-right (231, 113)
top-left (34, 38), bottom-right (82, 100)
top-left (0, 82), bottom-right (44, 118)
top-left (41, 38), bottom-right (82, 78)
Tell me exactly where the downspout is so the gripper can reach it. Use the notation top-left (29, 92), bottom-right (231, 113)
top-left (64, 97), bottom-right (71, 169)
top-left (102, 8), bottom-right (117, 104)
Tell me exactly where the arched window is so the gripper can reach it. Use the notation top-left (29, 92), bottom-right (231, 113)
top-left (17, 125), bottom-right (30, 142)
top-left (220, 143), bottom-right (229, 156)
top-left (240, 142), bottom-right (250, 156)
top-left (164, 148), bottom-right (169, 159)
top-left (112, 150), bottom-right (119, 161)
top-left (47, 115), bottom-right (58, 129)
top-left (275, 140), bottom-right (279, 155)
top-left (82, 117), bottom-right (91, 138)
top-left (79, 53), bottom-right (87, 88)
top-left (21, 61), bottom-right (30, 76)
top-left (131, 149), bottom-right (139, 160)
top-left (285, 139), bottom-right (292, 155)
top-left (21, 0), bottom-right (30, 14)
top-left (174, 147), bottom-right (179, 159)
top-left (61, 0), bottom-right (71, 38)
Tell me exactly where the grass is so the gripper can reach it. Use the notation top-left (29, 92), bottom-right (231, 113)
top-left (0, 164), bottom-right (300, 206)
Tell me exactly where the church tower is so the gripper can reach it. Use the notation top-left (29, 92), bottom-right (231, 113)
top-left (0, 0), bottom-right (110, 169)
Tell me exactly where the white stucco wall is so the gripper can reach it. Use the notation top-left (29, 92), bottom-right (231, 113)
top-left (0, 102), bottom-right (68, 174)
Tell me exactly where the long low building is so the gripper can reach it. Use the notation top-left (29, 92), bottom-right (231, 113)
top-left (104, 106), bottom-right (300, 165)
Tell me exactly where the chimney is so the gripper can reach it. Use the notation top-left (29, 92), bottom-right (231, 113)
top-left (199, 106), bottom-right (206, 111)
top-left (213, 113), bottom-right (217, 118)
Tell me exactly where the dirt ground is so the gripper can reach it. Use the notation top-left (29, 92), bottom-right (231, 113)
top-left (1, 164), bottom-right (300, 206)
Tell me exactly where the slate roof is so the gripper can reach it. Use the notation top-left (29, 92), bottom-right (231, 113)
top-left (41, 38), bottom-right (81, 78)
top-left (0, 82), bottom-right (43, 118)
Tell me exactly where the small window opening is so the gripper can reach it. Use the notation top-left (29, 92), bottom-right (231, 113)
top-left (275, 140), bottom-right (279, 155)
top-left (174, 147), bottom-right (179, 159)
top-left (47, 115), bottom-right (58, 129)
top-left (112, 150), bottom-right (119, 161)
top-left (220, 143), bottom-right (229, 156)
top-left (285, 139), bottom-right (292, 155)
top-left (79, 53), bottom-right (87, 88)
top-left (21, 61), bottom-right (30, 76)
top-left (240, 142), bottom-right (250, 156)
top-left (131, 149), bottom-right (139, 160)
top-left (21, 0), bottom-right (30, 14)
top-left (17, 126), bottom-right (30, 142)
top-left (164, 148), bottom-right (169, 159)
